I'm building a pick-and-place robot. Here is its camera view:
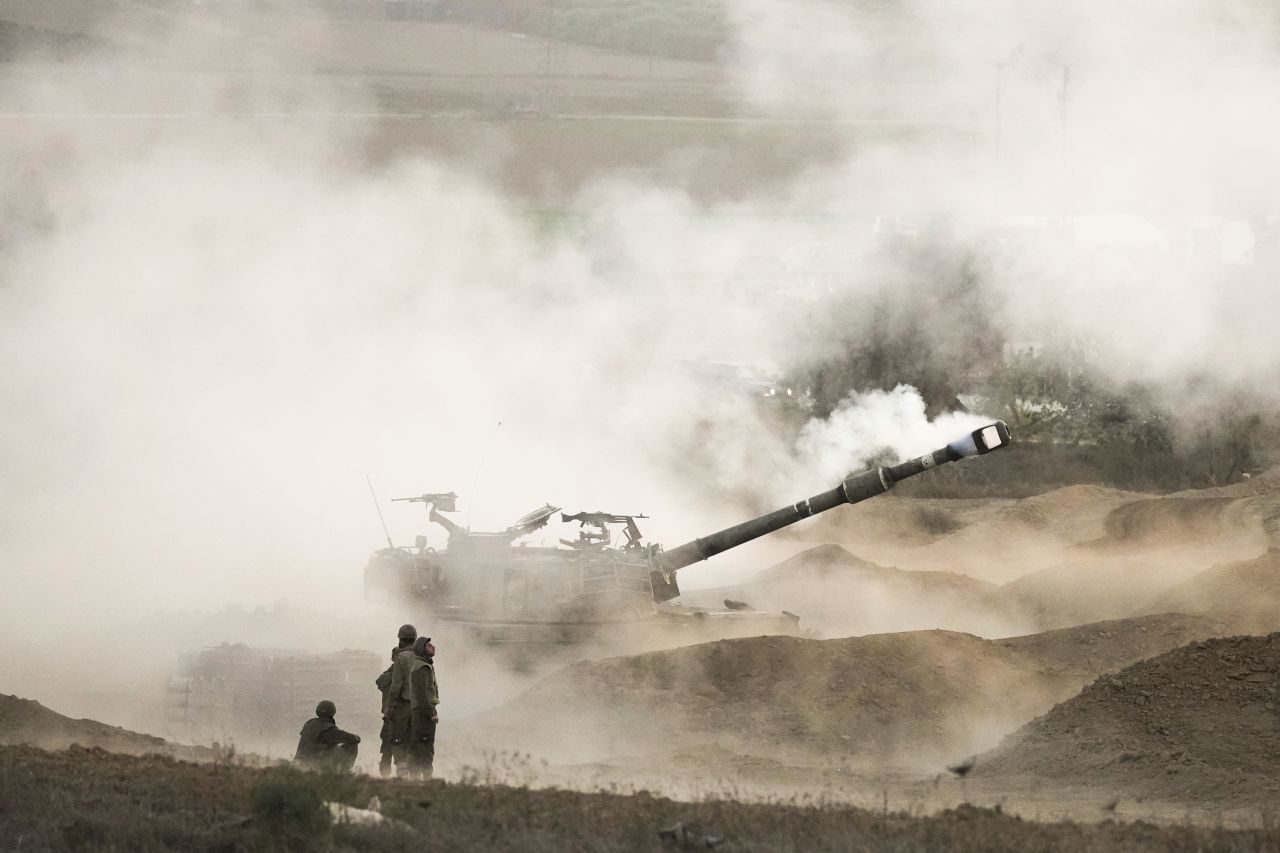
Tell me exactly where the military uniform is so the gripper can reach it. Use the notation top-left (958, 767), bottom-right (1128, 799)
top-left (408, 639), bottom-right (440, 779)
top-left (294, 701), bottom-right (360, 773)
top-left (380, 624), bottom-right (419, 777)
top-left (377, 644), bottom-right (413, 776)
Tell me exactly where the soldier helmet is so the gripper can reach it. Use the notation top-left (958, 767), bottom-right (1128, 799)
top-left (397, 623), bottom-right (418, 641)
top-left (315, 699), bottom-right (336, 718)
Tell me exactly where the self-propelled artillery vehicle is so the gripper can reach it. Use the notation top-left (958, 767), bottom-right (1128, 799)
top-left (364, 422), bottom-right (1011, 643)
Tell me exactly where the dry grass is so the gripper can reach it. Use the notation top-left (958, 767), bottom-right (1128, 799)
top-left (3, 745), bottom-right (1279, 852)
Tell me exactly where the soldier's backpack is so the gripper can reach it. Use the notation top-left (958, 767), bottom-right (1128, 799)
top-left (375, 666), bottom-right (393, 695)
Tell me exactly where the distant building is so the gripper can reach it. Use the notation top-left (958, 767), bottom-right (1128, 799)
top-left (165, 644), bottom-right (381, 755)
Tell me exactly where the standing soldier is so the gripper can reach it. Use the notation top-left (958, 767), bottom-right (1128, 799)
top-left (294, 700), bottom-right (361, 773)
top-left (408, 635), bottom-right (440, 779)
top-left (378, 623), bottom-right (418, 777)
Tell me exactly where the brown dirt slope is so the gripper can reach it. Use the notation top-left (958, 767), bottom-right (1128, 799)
top-left (1167, 466), bottom-right (1280, 500)
top-left (994, 485), bottom-right (1277, 628)
top-left (975, 633), bottom-right (1280, 808)
top-left (753, 544), bottom-right (989, 592)
top-left (812, 479), bottom-right (1274, 588)
top-left (997, 484), bottom-right (1140, 542)
top-left (1099, 496), bottom-right (1260, 545)
top-left (1093, 467), bottom-right (1280, 550)
top-left (819, 486), bottom-right (1138, 584)
top-left (467, 631), bottom-right (1051, 771)
top-left (996, 614), bottom-right (1231, 685)
top-left (680, 544), bottom-right (1036, 638)
top-left (994, 546), bottom-right (1257, 629)
top-left (1149, 549), bottom-right (1280, 634)
top-left (812, 485), bottom-right (1133, 552)
top-left (0, 694), bottom-right (210, 762)
top-left (464, 615), bottom-right (1237, 774)
top-left (806, 496), bottom-right (1007, 548)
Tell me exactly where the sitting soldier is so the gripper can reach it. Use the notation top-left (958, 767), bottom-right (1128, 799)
top-left (294, 699), bottom-right (361, 773)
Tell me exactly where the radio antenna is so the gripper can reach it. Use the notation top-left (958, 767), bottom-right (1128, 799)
top-left (366, 475), bottom-right (394, 549)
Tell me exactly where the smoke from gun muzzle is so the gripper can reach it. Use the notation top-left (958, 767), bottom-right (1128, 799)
top-left (947, 421), bottom-right (1011, 458)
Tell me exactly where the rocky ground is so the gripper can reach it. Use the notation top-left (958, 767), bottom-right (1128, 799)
top-left (975, 633), bottom-right (1280, 812)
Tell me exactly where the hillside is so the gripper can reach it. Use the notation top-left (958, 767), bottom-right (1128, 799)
top-left (461, 614), bottom-right (1238, 776)
top-left (1149, 548), bottom-right (1280, 633)
top-left (0, 694), bottom-right (211, 762)
top-left (679, 543), bottom-right (1037, 638)
top-left (787, 480), bottom-right (1277, 627)
top-left (975, 633), bottom-right (1280, 808)
top-left (995, 614), bottom-right (1230, 684)
top-left (813, 485), bottom-right (1140, 584)
top-left (994, 543), bottom-right (1258, 629)
top-left (4, 744), bottom-right (1274, 852)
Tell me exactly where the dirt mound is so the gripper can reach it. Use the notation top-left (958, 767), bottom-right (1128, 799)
top-left (806, 497), bottom-right (994, 548)
top-left (996, 490), bottom-right (1273, 626)
top-left (0, 694), bottom-right (210, 761)
top-left (994, 546), bottom-right (1248, 628)
top-left (466, 631), bottom-right (1052, 771)
top-left (1091, 488), bottom-right (1280, 555)
top-left (1167, 466), bottom-right (1280, 499)
top-left (832, 488), bottom-right (1137, 584)
top-left (679, 545), bottom-right (1037, 638)
top-left (1149, 549), bottom-right (1280, 633)
top-left (996, 614), bottom-right (1232, 684)
top-left (463, 615), bottom-right (1240, 775)
top-left (924, 485), bottom-right (1135, 571)
top-left (1101, 497), bottom-right (1254, 544)
top-left (976, 633), bottom-right (1280, 807)
top-left (824, 484), bottom-right (1133, 551)
top-left (753, 543), bottom-right (912, 581)
top-left (754, 544), bottom-right (983, 592)
top-left (1002, 484), bottom-right (1138, 538)
top-left (809, 481), bottom-right (1274, 588)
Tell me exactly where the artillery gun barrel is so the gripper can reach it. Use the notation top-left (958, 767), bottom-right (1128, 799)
top-left (655, 421), bottom-right (1010, 576)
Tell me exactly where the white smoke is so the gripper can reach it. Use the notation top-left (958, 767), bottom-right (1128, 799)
top-left (794, 385), bottom-right (988, 488)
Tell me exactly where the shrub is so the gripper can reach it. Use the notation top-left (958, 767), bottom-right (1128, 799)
top-left (248, 767), bottom-right (332, 849)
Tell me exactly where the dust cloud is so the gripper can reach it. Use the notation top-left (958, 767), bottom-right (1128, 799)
top-left (723, 0), bottom-right (1280, 395)
top-left (0, 0), bottom-right (1277, 763)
